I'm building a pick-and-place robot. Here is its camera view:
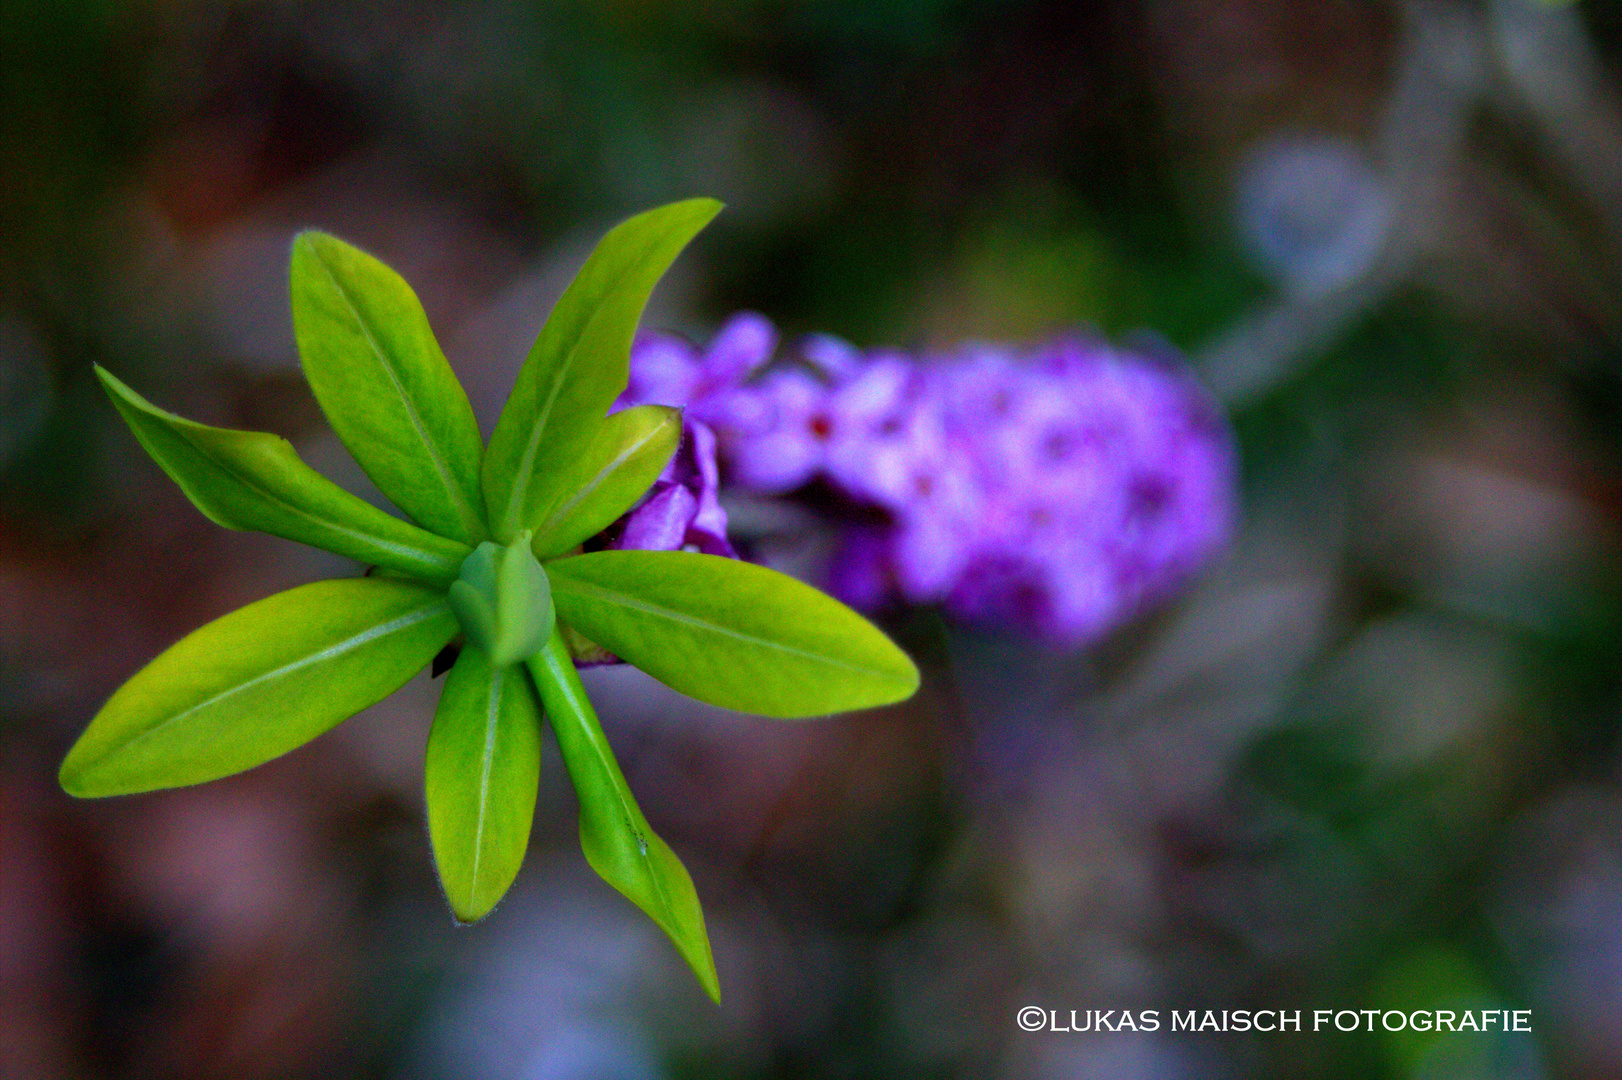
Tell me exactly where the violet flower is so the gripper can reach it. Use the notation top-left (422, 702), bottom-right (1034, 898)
top-left (610, 418), bottom-right (736, 558)
top-left (623, 316), bottom-right (1237, 647)
top-left (607, 312), bottom-right (780, 559)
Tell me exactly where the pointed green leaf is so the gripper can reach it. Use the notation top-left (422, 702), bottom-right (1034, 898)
top-left (61, 578), bottom-right (457, 797)
top-left (95, 366), bottom-right (471, 585)
top-left (482, 199), bottom-right (722, 543)
top-left (548, 551), bottom-right (919, 717)
top-left (291, 231), bottom-right (488, 544)
top-left (425, 645), bottom-right (543, 923)
top-left (527, 630), bottom-right (719, 1003)
top-left (530, 405), bottom-right (681, 559)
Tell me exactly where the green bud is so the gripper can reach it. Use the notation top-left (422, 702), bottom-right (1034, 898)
top-left (448, 530), bottom-right (554, 666)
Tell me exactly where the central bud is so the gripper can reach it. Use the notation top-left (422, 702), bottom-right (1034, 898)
top-left (448, 530), bottom-right (554, 666)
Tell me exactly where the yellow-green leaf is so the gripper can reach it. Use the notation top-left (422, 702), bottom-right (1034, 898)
top-left (548, 551), bottom-right (920, 717)
top-left (95, 366), bottom-right (470, 585)
top-left (482, 199), bottom-right (721, 543)
top-left (425, 646), bottom-right (543, 922)
top-left (530, 405), bottom-right (682, 559)
top-left (61, 579), bottom-right (457, 796)
top-left (291, 231), bottom-right (487, 544)
top-left (527, 630), bottom-right (720, 1003)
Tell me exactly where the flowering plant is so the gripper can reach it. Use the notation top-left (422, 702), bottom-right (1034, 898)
top-left (59, 199), bottom-right (919, 1002)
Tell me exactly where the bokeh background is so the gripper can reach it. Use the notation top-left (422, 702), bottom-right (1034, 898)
top-left (5, 0), bottom-right (1622, 1076)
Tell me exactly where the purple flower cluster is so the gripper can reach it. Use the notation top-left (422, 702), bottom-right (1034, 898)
top-left (618, 314), bottom-right (1237, 645)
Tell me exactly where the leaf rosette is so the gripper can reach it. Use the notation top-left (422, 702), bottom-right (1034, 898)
top-left (61, 199), bottom-right (920, 1003)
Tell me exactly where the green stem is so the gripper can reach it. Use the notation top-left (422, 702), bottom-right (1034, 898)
top-left (527, 628), bottom-right (639, 828)
top-left (525, 627), bottom-right (720, 1003)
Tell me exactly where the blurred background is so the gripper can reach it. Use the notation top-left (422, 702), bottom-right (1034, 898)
top-left (4, 0), bottom-right (1622, 1076)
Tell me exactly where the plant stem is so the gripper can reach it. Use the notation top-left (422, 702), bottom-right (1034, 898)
top-left (526, 628), bottom-right (636, 817)
top-left (524, 627), bottom-right (720, 1002)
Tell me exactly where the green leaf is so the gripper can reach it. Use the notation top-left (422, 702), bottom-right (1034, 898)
top-left (530, 405), bottom-right (681, 559)
top-left (527, 630), bottom-right (719, 1003)
top-left (61, 578), bottom-right (457, 797)
top-left (547, 551), bottom-right (920, 718)
top-left (425, 645), bottom-right (543, 923)
top-left (95, 366), bottom-right (471, 585)
top-left (290, 231), bottom-right (488, 544)
top-left (482, 199), bottom-right (722, 543)
top-left (447, 533), bottom-right (555, 666)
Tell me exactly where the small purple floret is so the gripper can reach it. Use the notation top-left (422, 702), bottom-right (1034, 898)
top-left (607, 316), bottom-right (776, 559)
top-left (608, 418), bottom-right (738, 558)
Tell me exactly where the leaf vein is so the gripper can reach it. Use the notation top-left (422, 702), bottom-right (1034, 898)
top-left (185, 432), bottom-right (458, 576)
top-left (553, 577), bottom-right (893, 681)
top-left (468, 663), bottom-right (503, 911)
top-left (113, 600), bottom-right (448, 758)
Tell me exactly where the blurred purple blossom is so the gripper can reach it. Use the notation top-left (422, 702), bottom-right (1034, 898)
top-left (621, 314), bottom-right (1238, 645)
